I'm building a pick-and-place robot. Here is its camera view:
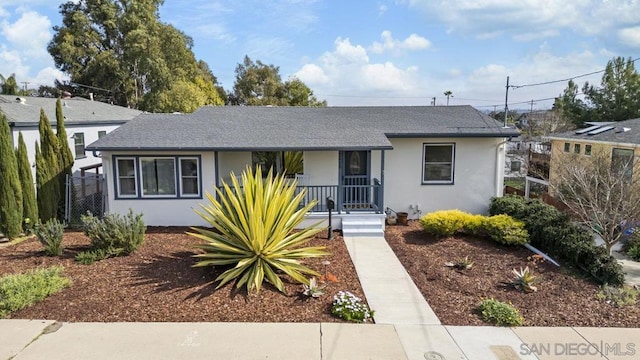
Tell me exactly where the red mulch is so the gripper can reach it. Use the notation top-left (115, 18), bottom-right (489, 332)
top-left (0, 228), bottom-right (365, 322)
top-left (385, 221), bottom-right (640, 327)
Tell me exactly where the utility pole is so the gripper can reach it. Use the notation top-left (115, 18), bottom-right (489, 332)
top-left (503, 76), bottom-right (509, 127)
top-left (431, 97), bottom-right (436, 106)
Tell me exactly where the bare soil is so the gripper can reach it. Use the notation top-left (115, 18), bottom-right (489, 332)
top-left (385, 221), bottom-right (640, 327)
top-left (0, 228), bottom-right (365, 322)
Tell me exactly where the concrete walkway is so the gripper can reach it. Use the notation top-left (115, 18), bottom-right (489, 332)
top-left (2, 235), bottom-right (640, 359)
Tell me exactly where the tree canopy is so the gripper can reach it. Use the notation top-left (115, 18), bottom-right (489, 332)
top-left (48, 0), bottom-right (223, 112)
top-left (230, 56), bottom-right (326, 107)
top-left (0, 73), bottom-right (19, 95)
top-left (555, 56), bottom-right (640, 128)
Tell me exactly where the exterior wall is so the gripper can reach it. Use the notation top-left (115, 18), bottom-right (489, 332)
top-left (102, 151), bottom-right (216, 227)
top-left (304, 151), bottom-right (338, 185)
top-left (12, 123), bottom-right (121, 180)
top-left (217, 152), bottom-right (252, 183)
top-left (383, 137), bottom-right (505, 218)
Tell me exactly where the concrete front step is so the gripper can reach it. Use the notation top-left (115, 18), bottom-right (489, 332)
top-left (342, 216), bottom-right (385, 238)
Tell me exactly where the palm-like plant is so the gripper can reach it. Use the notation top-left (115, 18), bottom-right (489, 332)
top-left (189, 166), bottom-right (329, 293)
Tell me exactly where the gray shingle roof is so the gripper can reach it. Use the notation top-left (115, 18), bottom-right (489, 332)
top-left (548, 118), bottom-right (640, 145)
top-left (87, 105), bottom-right (520, 151)
top-left (0, 95), bottom-right (142, 126)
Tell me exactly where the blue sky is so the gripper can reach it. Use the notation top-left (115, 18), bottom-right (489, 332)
top-left (1, 1), bottom-right (639, 110)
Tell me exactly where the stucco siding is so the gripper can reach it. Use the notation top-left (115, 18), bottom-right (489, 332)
top-left (383, 137), bottom-right (503, 218)
top-left (103, 151), bottom-right (215, 227)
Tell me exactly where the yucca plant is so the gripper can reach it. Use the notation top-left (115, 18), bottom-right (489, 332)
top-left (189, 166), bottom-right (329, 293)
top-left (511, 266), bottom-right (538, 293)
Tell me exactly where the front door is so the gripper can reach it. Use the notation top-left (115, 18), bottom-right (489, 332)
top-left (341, 151), bottom-right (370, 208)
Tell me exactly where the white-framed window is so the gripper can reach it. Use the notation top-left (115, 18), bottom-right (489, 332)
top-left (612, 148), bottom-right (634, 181)
top-left (98, 130), bottom-right (107, 139)
top-left (179, 157), bottom-right (200, 197)
top-left (113, 155), bottom-right (202, 199)
top-left (140, 157), bottom-right (176, 196)
top-left (74, 132), bottom-right (85, 159)
top-left (422, 143), bottom-right (455, 184)
top-left (116, 158), bottom-right (138, 197)
top-left (585, 144), bottom-right (592, 156)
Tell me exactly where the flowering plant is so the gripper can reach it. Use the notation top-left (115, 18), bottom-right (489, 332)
top-left (331, 291), bottom-right (374, 323)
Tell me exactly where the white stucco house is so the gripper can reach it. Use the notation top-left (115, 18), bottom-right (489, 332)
top-left (86, 106), bottom-right (519, 229)
top-left (0, 95), bottom-right (141, 178)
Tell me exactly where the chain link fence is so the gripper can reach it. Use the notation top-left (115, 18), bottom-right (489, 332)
top-left (65, 174), bottom-right (105, 227)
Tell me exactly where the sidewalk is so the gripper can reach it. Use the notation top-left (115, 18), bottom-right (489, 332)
top-left (2, 235), bottom-right (640, 360)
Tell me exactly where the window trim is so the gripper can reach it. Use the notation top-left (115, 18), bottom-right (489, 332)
top-left (113, 155), bottom-right (202, 200)
top-left (585, 144), bottom-right (592, 156)
top-left (563, 142), bottom-right (571, 153)
top-left (178, 157), bottom-right (201, 197)
top-left (115, 157), bottom-right (138, 198)
top-left (98, 130), bottom-right (107, 139)
top-left (139, 157), bottom-right (177, 198)
top-left (422, 143), bottom-right (455, 185)
top-left (574, 143), bottom-right (581, 154)
top-left (74, 132), bottom-right (86, 159)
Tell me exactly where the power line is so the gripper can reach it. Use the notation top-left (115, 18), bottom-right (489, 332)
top-left (510, 57), bottom-right (640, 89)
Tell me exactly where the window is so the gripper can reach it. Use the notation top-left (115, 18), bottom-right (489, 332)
top-left (179, 158), bottom-right (200, 196)
top-left (422, 143), bottom-right (455, 184)
top-left (74, 133), bottom-right (85, 159)
top-left (116, 158), bottom-right (137, 197)
top-left (141, 158), bottom-right (176, 196)
top-left (612, 148), bottom-right (634, 181)
top-left (252, 151), bottom-right (303, 176)
top-left (510, 160), bottom-right (521, 172)
top-left (98, 130), bottom-right (107, 138)
top-left (585, 144), bottom-right (592, 156)
top-left (113, 156), bottom-right (201, 199)
top-left (574, 143), bottom-right (581, 154)
top-left (564, 142), bottom-right (570, 152)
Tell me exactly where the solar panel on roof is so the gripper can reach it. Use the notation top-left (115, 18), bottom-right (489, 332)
top-left (587, 126), bottom-right (615, 135)
top-left (575, 125), bottom-right (601, 134)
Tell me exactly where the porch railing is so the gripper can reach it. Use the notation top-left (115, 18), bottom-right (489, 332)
top-left (294, 178), bottom-right (383, 213)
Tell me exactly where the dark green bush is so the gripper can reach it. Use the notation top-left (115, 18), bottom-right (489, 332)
top-left (33, 218), bottom-right (65, 256)
top-left (477, 298), bottom-right (523, 326)
top-left (623, 230), bottom-right (640, 261)
top-left (78, 209), bottom-right (145, 264)
top-left (489, 196), bottom-right (625, 285)
top-left (0, 266), bottom-right (71, 318)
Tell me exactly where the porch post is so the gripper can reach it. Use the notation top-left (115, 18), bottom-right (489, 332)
top-left (338, 152), bottom-right (343, 213)
top-left (380, 149), bottom-right (385, 212)
top-left (214, 151), bottom-right (219, 201)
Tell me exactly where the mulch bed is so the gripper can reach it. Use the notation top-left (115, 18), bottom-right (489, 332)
top-left (0, 228), bottom-right (365, 322)
top-left (385, 221), bottom-right (640, 327)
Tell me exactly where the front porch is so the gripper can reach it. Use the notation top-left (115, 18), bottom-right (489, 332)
top-left (296, 177), bottom-right (384, 214)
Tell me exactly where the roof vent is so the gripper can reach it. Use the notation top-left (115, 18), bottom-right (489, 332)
top-left (616, 127), bottom-right (631, 133)
top-left (15, 97), bottom-right (26, 104)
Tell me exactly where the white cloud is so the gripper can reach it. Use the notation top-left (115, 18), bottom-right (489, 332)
top-left (378, 4), bottom-right (388, 16)
top-left (1, 10), bottom-right (51, 59)
top-left (404, 0), bottom-right (640, 44)
top-left (295, 37), bottom-right (425, 105)
top-left (370, 31), bottom-right (430, 54)
top-left (618, 26), bottom-right (640, 48)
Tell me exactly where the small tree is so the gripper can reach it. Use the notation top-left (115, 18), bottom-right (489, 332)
top-left (16, 132), bottom-right (38, 230)
top-left (550, 147), bottom-right (640, 254)
top-left (37, 110), bottom-right (61, 221)
top-left (0, 114), bottom-right (23, 238)
top-left (55, 99), bottom-right (74, 218)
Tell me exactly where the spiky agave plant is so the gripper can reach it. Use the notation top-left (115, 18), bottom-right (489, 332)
top-left (189, 166), bottom-right (329, 293)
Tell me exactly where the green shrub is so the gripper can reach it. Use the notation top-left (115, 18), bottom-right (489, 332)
top-left (477, 298), bottom-right (523, 326)
top-left (596, 285), bottom-right (639, 307)
top-left (489, 196), bottom-right (625, 286)
top-left (0, 266), bottom-right (71, 318)
top-left (331, 291), bottom-right (374, 323)
top-left (190, 166), bottom-right (328, 293)
top-left (482, 215), bottom-right (529, 245)
top-left (80, 209), bottom-right (145, 261)
top-left (623, 230), bottom-right (640, 261)
top-left (33, 218), bottom-right (65, 256)
top-left (419, 210), bottom-right (473, 238)
top-left (75, 248), bottom-right (123, 265)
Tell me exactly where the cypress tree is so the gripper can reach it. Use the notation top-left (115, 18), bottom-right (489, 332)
top-left (37, 110), bottom-right (60, 221)
top-left (55, 99), bottom-right (74, 218)
top-left (16, 132), bottom-right (38, 229)
top-left (0, 113), bottom-right (23, 238)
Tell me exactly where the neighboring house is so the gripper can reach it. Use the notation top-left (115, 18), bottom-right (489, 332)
top-left (546, 120), bottom-right (640, 189)
top-left (86, 106), bottom-right (519, 228)
top-left (0, 95), bottom-right (142, 178)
